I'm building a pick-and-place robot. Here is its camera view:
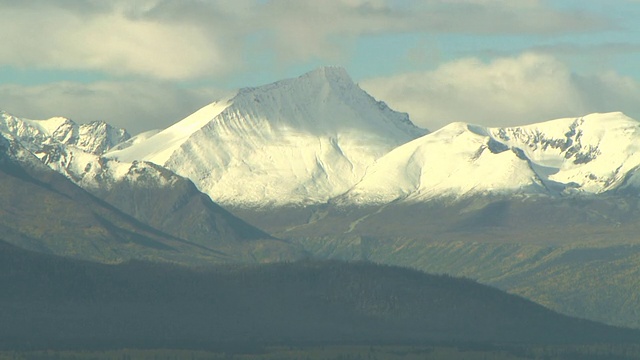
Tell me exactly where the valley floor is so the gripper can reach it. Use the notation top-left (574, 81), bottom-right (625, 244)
top-left (2, 344), bottom-right (640, 360)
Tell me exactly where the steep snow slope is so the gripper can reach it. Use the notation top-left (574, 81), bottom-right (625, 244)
top-left (108, 67), bottom-right (426, 206)
top-left (109, 129), bottom-right (162, 152)
top-left (341, 122), bottom-right (546, 204)
top-left (107, 98), bottom-right (233, 164)
top-left (343, 112), bottom-right (640, 204)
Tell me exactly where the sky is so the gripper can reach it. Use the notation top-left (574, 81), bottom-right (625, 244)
top-left (1, 0), bottom-right (640, 134)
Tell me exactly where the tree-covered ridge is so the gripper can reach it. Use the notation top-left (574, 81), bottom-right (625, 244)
top-left (0, 240), bottom-right (637, 351)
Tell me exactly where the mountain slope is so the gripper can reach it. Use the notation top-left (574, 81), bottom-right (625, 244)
top-left (84, 160), bottom-right (302, 261)
top-left (235, 195), bottom-right (640, 329)
top-left (1, 241), bottom-right (637, 350)
top-left (108, 67), bottom-right (427, 206)
top-left (223, 112), bottom-right (640, 330)
top-left (490, 112), bottom-right (640, 194)
top-left (0, 133), bottom-right (227, 264)
top-left (0, 110), bottom-right (129, 155)
top-left (0, 111), bottom-right (302, 263)
top-left (340, 122), bottom-right (546, 205)
top-left (342, 112), bottom-right (640, 204)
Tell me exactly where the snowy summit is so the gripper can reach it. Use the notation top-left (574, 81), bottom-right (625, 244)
top-left (342, 112), bottom-right (640, 204)
top-left (107, 66), bottom-right (427, 206)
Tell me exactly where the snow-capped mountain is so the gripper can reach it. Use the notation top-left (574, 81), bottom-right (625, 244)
top-left (490, 112), bottom-right (640, 193)
top-left (0, 110), bottom-right (130, 156)
top-left (0, 113), bottom-right (195, 205)
top-left (0, 110), bottom-right (134, 189)
top-left (0, 110), bottom-right (137, 190)
top-left (0, 111), bottom-right (300, 261)
top-left (342, 112), bottom-right (640, 204)
top-left (107, 66), bottom-right (427, 206)
top-left (8, 69), bottom-right (640, 212)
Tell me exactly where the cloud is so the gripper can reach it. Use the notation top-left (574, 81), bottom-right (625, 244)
top-left (0, 0), bottom-right (607, 80)
top-left (360, 53), bottom-right (640, 130)
top-left (0, 81), bottom-right (227, 134)
top-left (5, 53), bottom-right (638, 136)
top-left (0, 2), bottom-right (230, 80)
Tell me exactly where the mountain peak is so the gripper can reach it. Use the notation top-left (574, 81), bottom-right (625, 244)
top-left (110, 67), bottom-right (425, 206)
top-left (237, 66), bottom-right (356, 99)
top-left (303, 66), bottom-right (352, 83)
top-left (583, 111), bottom-right (630, 120)
top-left (0, 112), bottom-right (130, 158)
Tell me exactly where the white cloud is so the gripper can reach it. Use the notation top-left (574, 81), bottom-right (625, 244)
top-left (0, 3), bottom-right (230, 80)
top-left (4, 53), bottom-right (638, 135)
top-left (360, 53), bottom-right (640, 130)
top-left (0, 81), bottom-right (227, 134)
top-left (0, 0), bottom-right (606, 80)
top-left (0, 2), bottom-right (622, 133)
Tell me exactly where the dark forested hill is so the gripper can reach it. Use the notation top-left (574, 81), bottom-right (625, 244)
top-left (0, 240), bottom-right (637, 351)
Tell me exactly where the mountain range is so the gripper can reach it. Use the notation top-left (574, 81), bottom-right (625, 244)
top-left (105, 68), bottom-right (640, 206)
top-left (107, 66), bottom-right (426, 206)
top-left (0, 112), bottom-right (302, 264)
top-left (340, 112), bottom-right (640, 204)
top-left (12, 67), bottom-right (640, 211)
top-left (2, 66), bottom-right (640, 331)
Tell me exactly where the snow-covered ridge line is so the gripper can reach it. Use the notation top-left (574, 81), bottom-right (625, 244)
top-left (0, 110), bottom-right (143, 188)
top-left (106, 97), bottom-right (234, 164)
top-left (342, 111), bottom-right (640, 205)
top-left (0, 110), bottom-right (130, 156)
top-left (0, 110), bottom-right (181, 192)
top-left (6, 68), bottom-right (640, 209)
